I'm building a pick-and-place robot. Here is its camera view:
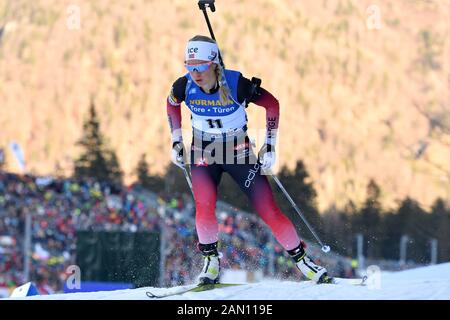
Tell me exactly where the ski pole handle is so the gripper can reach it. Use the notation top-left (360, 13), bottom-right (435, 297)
top-left (197, 0), bottom-right (225, 69)
top-left (198, 0), bottom-right (216, 12)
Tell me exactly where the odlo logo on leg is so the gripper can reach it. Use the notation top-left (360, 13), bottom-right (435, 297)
top-left (245, 163), bottom-right (260, 188)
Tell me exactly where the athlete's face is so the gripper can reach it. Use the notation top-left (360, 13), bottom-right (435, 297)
top-left (185, 59), bottom-right (217, 89)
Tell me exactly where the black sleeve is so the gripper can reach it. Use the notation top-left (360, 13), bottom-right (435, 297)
top-left (237, 75), bottom-right (262, 105)
top-left (169, 76), bottom-right (188, 104)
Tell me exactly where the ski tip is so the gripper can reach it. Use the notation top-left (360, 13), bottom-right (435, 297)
top-left (146, 291), bottom-right (159, 299)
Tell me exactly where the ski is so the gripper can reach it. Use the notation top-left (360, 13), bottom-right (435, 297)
top-left (146, 285), bottom-right (197, 299)
top-left (146, 283), bottom-right (244, 299)
top-left (146, 277), bottom-right (367, 299)
top-left (325, 276), bottom-right (368, 286)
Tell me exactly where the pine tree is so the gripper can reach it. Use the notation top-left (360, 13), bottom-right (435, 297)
top-left (341, 201), bottom-right (357, 256)
top-left (389, 198), bottom-right (429, 263)
top-left (357, 179), bottom-right (383, 259)
top-left (137, 154), bottom-right (150, 186)
top-left (322, 202), bottom-right (355, 257)
top-left (74, 102), bottom-right (123, 184)
top-left (0, 147), bottom-right (5, 171)
top-left (107, 152), bottom-right (123, 184)
top-left (431, 198), bottom-right (450, 262)
top-left (381, 210), bottom-right (400, 260)
top-left (136, 153), bottom-right (164, 191)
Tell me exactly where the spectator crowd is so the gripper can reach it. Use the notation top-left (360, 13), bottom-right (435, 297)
top-left (0, 171), bottom-right (354, 297)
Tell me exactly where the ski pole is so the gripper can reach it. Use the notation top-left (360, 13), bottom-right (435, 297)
top-left (197, 0), bottom-right (225, 69)
top-left (198, 0), bottom-right (217, 40)
top-left (197, 0), bottom-right (328, 252)
top-left (270, 173), bottom-right (331, 253)
top-left (181, 165), bottom-right (195, 199)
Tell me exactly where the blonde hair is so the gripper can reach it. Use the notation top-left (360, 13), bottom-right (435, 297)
top-left (188, 35), bottom-right (232, 106)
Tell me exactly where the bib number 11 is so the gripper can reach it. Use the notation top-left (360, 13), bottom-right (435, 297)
top-left (206, 119), bottom-right (223, 129)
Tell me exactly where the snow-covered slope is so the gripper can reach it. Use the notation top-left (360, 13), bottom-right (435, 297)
top-left (8, 263), bottom-right (450, 300)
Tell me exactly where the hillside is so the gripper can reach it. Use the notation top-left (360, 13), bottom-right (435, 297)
top-left (0, 0), bottom-right (449, 211)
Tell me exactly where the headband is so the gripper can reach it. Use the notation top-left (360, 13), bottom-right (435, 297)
top-left (185, 40), bottom-right (220, 64)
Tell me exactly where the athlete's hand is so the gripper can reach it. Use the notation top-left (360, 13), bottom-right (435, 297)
top-left (171, 141), bottom-right (186, 169)
top-left (258, 144), bottom-right (276, 171)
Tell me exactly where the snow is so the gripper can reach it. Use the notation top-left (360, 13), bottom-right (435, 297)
top-left (6, 263), bottom-right (450, 300)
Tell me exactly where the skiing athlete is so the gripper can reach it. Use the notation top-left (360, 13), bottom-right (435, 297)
top-left (166, 35), bottom-right (331, 285)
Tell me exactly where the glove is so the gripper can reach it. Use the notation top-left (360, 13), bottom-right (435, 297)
top-left (258, 144), bottom-right (276, 171)
top-left (171, 141), bottom-right (186, 169)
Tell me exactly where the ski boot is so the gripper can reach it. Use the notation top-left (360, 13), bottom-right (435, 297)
top-left (198, 242), bottom-right (221, 285)
top-left (288, 241), bottom-right (331, 284)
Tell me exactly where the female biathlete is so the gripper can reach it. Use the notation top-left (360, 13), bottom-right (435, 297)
top-left (166, 35), bottom-right (330, 285)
